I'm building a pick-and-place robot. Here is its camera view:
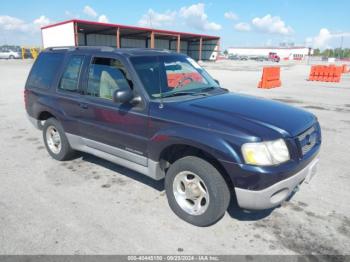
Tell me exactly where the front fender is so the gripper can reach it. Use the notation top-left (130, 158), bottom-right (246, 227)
top-left (148, 126), bottom-right (242, 164)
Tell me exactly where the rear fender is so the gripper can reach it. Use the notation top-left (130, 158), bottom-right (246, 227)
top-left (33, 96), bottom-right (65, 121)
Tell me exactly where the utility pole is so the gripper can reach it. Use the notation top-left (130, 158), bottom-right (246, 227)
top-left (149, 13), bottom-right (153, 28)
top-left (339, 35), bottom-right (344, 60)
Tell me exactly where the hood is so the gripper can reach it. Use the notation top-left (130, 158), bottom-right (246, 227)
top-left (170, 93), bottom-right (316, 138)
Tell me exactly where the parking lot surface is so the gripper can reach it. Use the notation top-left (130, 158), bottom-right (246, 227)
top-left (0, 59), bottom-right (349, 255)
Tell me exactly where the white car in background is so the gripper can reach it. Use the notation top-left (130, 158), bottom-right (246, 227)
top-left (0, 49), bottom-right (21, 59)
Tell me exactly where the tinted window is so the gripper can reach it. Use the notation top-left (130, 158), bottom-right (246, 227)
top-left (86, 57), bottom-right (133, 100)
top-left (58, 55), bottom-right (84, 92)
top-left (131, 55), bottom-right (219, 99)
top-left (131, 56), bottom-right (162, 98)
top-left (27, 52), bottom-right (64, 89)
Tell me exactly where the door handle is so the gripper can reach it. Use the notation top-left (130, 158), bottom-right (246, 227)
top-left (79, 103), bottom-right (88, 109)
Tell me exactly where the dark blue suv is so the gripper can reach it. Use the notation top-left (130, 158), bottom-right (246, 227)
top-left (25, 47), bottom-right (321, 226)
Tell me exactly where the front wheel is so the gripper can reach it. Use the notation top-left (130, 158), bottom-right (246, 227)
top-left (165, 156), bottom-right (231, 227)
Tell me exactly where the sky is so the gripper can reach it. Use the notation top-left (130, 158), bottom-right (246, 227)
top-left (1, 0), bottom-right (349, 50)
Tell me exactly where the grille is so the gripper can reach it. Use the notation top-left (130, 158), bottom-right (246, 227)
top-left (297, 125), bottom-right (318, 155)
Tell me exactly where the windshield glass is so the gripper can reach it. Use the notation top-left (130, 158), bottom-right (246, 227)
top-left (130, 55), bottom-right (220, 99)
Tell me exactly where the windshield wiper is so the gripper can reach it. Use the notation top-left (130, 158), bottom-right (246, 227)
top-left (161, 91), bottom-right (197, 98)
top-left (197, 86), bottom-right (229, 94)
top-left (161, 87), bottom-right (219, 98)
top-left (199, 86), bottom-right (216, 93)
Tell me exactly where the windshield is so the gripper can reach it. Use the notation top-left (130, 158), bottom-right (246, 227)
top-left (130, 55), bottom-right (220, 99)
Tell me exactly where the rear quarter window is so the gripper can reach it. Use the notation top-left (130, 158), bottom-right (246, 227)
top-left (26, 52), bottom-right (64, 89)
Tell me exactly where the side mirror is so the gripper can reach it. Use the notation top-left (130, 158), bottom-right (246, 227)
top-left (113, 88), bottom-right (133, 104)
top-left (214, 79), bottom-right (220, 85)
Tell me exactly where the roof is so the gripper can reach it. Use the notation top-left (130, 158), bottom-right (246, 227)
top-left (42, 19), bottom-right (220, 41)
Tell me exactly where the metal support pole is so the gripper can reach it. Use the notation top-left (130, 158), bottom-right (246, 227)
top-left (74, 22), bottom-right (78, 46)
top-left (199, 37), bottom-right (203, 61)
top-left (150, 31), bottom-right (155, 48)
top-left (177, 35), bottom-right (181, 53)
top-left (216, 39), bottom-right (220, 61)
top-left (116, 27), bottom-right (120, 48)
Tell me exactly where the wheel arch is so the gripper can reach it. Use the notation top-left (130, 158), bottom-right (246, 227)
top-left (149, 126), bottom-right (242, 189)
top-left (33, 110), bottom-right (57, 130)
top-left (150, 127), bottom-right (241, 164)
top-left (157, 142), bottom-right (235, 190)
top-left (38, 110), bottom-right (56, 120)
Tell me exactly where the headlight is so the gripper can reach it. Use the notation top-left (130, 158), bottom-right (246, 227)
top-left (241, 139), bottom-right (290, 166)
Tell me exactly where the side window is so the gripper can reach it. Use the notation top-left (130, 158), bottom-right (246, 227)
top-left (58, 55), bottom-right (84, 92)
top-left (86, 57), bottom-right (133, 100)
top-left (27, 52), bottom-right (64, 89)
top-left (131, 56), bottom-right (162, 98)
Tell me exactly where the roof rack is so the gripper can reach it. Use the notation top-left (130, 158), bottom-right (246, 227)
top-left (45, 46), bottom-right (178, 55)
top-left (47, 46), bottom-right (116, 52)
top-left (47, 46), bottom-right (76, 51)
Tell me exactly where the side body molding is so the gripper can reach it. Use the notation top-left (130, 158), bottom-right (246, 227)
top-left (66, 133), bottom-right (165, 180)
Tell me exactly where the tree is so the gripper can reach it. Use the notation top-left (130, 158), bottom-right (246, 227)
top-left (313, 48), bottom-right (320, 56)
top-left (316, 48), bottom-right (350, 58)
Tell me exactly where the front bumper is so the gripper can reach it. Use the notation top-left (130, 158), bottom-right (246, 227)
top-left (235, 156), bottom-right (319, 210)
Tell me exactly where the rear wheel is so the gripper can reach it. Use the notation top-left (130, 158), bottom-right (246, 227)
top-left (165, 156), bottom-right (231, 227)
top-left (43, 118), bottom-right (75, 161)
top-left (9, 55), bottom-right (15, 59)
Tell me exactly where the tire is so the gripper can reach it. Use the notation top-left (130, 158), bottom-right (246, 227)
top-left (43, 118), bottom-right (75, 161)
top-left (9, 55), bottom-right (15, 59)
top-left (165, 156), bottom-right (231, 227)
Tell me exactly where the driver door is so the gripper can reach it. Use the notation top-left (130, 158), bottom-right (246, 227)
top-left (78, 55), bottom-right (149, 163)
